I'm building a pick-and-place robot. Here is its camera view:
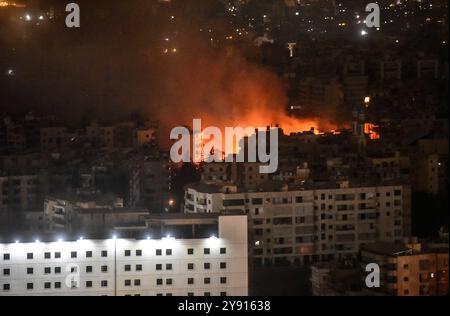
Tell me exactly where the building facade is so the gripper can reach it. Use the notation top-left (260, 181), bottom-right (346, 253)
top-left (0, 215), bottom-right (248, 296)
top-left (185, 182), bottom-right (407, 265)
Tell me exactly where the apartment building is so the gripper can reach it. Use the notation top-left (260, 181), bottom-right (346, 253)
top-left (0, 215), bottom-right (248, 296)
top-left (0, 175), bottom-right (44, 231)
top-left (184, 181), bottom-right (406, 265)
top-left (361, 240), bottom-right (448, 296)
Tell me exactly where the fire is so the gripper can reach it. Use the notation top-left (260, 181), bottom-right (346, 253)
top-left (364, 123), bottom-right (380, 140)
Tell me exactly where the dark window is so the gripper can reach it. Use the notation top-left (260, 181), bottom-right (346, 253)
top-left (166, 249), bottom-right (172, 256)
top-left (220, 292), bottom-right (227, 296)
top-left (27, 283), bottom-right (33, 290)
top-left (136, 250), bottom-right (142, 256)
top-left (124, 250), bottom-right (131, 257)
top-left (204, 292), bottom-right (211, 296)
top-left (156, 249), bottom-right (162, 256)
top-left (3, 284), bottom-right (10, 291)
top-left (86, 266), bottom-right (93, 273)
top-left (220, 262), bottom-right (227, 269)
top-left (220, 277), bottom-right (227, 284)
top-left (166, 279), bottom-right (173, 285)
top-left (101, 265), bottom-right (108, 272)
top-left (3, 269), bottom-right (10, 276)
top-left (187, 292), bottom-right (194, 296)
top-left (27, 268), bottom-right (33, 274)
top-left (86, 281), bottom-right (92, 288)
top-left (204, 277), bottom-right (211, 284)
top-left (27, 253), bottom-right (33, 260)
top-left (136, 265), bottom-right (142, 271)
top-left (204, 248), bottom-right (210, 255)
top-left (220, 248), bottom-right (226, 254)
top-left (44, 252), bottom-right (51, 259)
top-left (3, 254), bottom-right (10, 260)
top-left (86, 251), bottom-right (92, 258)
top-left (188, 278), bottom-right (194, 285)
top-left (124, 265), bottom-right (131, 272)
top-left (187, 248), bottom-right (194, 255)
top-left (55, 267), bottom-right (61, 274)
top-left (44, 267), bottom-right (51, 274)
top-left (156, 279), bottom-right (163, 285)
top-left (101, 251), bottom-right (108, 257)
top-left (166, 264), bottom-right (172, 270)
top-left (204, 263), bottom-right (210, 270)
top-left (156, 264), bottom-right (162, 270)
top-left (44, 282), bottom-right (51, 289)
top-left (71, 251), bottom-right (77, 258)
top-left (125, 280), bottom-right (131, 286)
top-left (55, 282), bottom-right (61, 289)
top-left (55, 252), bottom-right (61, 259)
top-left (101, 280), bottom-right (108, 287)
top-left (134, 279), bottom-right (141, 286)
top-left (188, 263), bottom-right (194, 270)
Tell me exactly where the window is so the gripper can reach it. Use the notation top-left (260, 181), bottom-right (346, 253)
top-left (44, 252), bottom-right (51, 259)
top-left (134, 279), bottom-right (141, 286)
top-left (156, 249), bottom-right (162, 256)
top-left (156, 264), bottom-right (162, 270)
top-left (166, 279), bottom-right (173, 285)
top-left (156, 279), bottom-right (163, 285)
top-left (44, 282), bottom-right (51, 289)
top-left (187, 248), bottom-right (194, 255)
top-left (55, 267), bottom-right (61, 274)
top-left (55, 282), bottom-right (61, 289)
top-left (27, 268), bottom-right (33, 275)
top-left (187, 292), bottom-right (194, 296)
top-left (404, 277), bottom-right (409, 282)
top-left (86, 266), bottom-right (93, 273)
top-left (220, 262), bottom-right (227, 269)
top-left (71, 251), bottom-right (77, 258)
top-left (404, 289), bottom-right (409, 295)
top-left (101, 280), bottom-right (108, 287)
top-left (3, 254), bottom-right (10, 260)
top-left (27, 283), bottom-right (33, 290)
top-left (188, 278), bottom-right (194, 285)
top-left (44, 267), bottom-right (51, 274)
top-left (3, 284), bottom-right (10, 291)
top-left (125, 280), bottom-right (131, 286)
top-left (101, 265), bottom-right (108, 272)
top-left (204, 292), bottom-right (211, 296)
top-left (55, 252), bottom-right (61, 259)
top-left (220, 277), bottom-right (227, 284)
top-left (188, 263), bottom-right (194, 270)
top-left (403, 264), bottom-right (409, 269)
top-left (27, 253), bottom-right (33, 260)
top-left (156, 293), bottom-right (163, 296)
top-left (166, 264), bottom-right (172, 270)
top-left (166, 249), bottom-right (172, 256)
top-left (220, 248), bottom-right (226, 254)
top-left (86, 251), bottom-right (92, 258)
top-left (124, 265), bottom-right (131, 272)
top-left (71, 267), bottom-right (77, 273)
top-left (204, 277), bottom-right (211, 284)
top-left (204, 248), bottom-right (210, 255)
top-left (220, 292), bottom-right (227, 296)
top-left (3, 269), bottom-right (10, 276)
top-left (204, 263), bottom-right (210, 270)
top-left (86, 281), bottom-right (92, 288)
top-left (136, 250), bottom-right (142, 256)
top-left (101, 251), bottom-right (108, 257)
top-left (124, 250), bottom-right (131, 257)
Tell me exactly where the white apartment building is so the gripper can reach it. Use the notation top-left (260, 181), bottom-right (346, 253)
top-left (0, 215), bottom-right (248, 296)
top-left (184, 182), bottom-right (406, 265)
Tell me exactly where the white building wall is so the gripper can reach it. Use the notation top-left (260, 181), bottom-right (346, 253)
top-left (0, 216), bottom-right (248, 296)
